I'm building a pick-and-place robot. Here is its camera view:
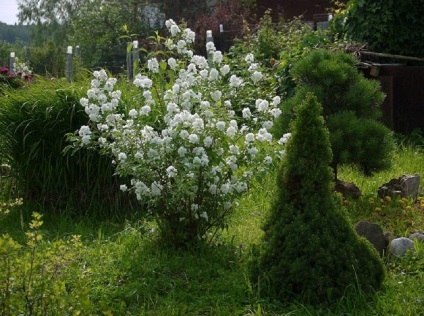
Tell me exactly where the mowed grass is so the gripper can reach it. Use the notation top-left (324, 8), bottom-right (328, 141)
top-left (0, 144), bottom-right (423, 315)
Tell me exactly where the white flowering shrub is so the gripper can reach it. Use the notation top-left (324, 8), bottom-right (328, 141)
top-left (73, 19), bottom-right (290, 247)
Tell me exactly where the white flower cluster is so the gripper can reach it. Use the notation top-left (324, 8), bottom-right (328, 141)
top-left (13, 57), bottom-right (32, 77)
top-left (77, 20), bottom-right (288, 229)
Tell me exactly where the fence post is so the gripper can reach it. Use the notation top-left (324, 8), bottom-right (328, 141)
top-left (9, 52), bottom-right (15, 75)
top-left (206, 30), bottom-right (213, 63)
top-left (132, 40), bottom-right (139, 79)
top-left (219, 24), bottom-right (224, 52)
top-left (127, 42), bottom-right (132, 81)
top-left (66, 46), bottom-right (73, 83)
top-left (25, 47), bottom-right (30, 62)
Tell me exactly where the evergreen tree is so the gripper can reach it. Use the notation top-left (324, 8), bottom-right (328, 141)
top-left (278, 49), bottom-right (395, 178)
top-left (253, 93), bottom-right (385, 304)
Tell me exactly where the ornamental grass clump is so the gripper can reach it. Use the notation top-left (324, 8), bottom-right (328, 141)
top-left (253, 93), bottom-right (385, 304)
top-left (71, 19), bottom-right (288, 248)
top-left (0, 77), bottom-right (132, 214)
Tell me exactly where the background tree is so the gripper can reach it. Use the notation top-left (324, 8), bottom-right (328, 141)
top-left (339, 0), bottom-right (424, 61)
top-left (253, 93), bottom-right (385, 303)
top-left (278, 49), bottom-right (395, 179)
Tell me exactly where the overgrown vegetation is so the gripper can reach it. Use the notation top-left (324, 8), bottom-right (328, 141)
top-left (0, 5), bottom-right (423, 314)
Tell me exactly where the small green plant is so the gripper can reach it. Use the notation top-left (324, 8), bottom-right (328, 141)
top-left (0, 212), bottom-right (89, 315)
top-left (253, 93), bottom-right (385, 304)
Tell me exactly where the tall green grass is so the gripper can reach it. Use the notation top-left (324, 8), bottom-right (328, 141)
top-left (0, 76), bottom-right (137, 216)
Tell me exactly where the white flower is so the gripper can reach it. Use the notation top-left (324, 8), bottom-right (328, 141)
top-left (251, 71), bottom-right (263, 84)
top-left (216, 121), bottom-right (226, 131)
top-left (133, 75), bottom-right (152, 88)
top-left (166, 166), bottom-right (178, 177)
top-left (120, 184), bottom-right (128, 192)
top-left (209, 68), bottom-right (219, 81)
top-left (206, 41), bottom-right (216, 52)
top-left (203, 136), bottom-right (213, 147)
top-left (269, 108), bottom-right (282, 118)
top-left (118, 152), bottom-right (127, 161)
top-left (168, 57), bottom-right (178, 70)
top-left (248, 147), bottom-right (258, 156)
top-left (226, 126), bottom-right (237, 138)
top-left (245, 53), bottom-right (254, 63)
top-left (256, 99), bottom-right (269, 112)
top-left (278, 133), bottom-right (291, 145)
top-left (179, 130), bottom-right (189, 139)
top-left (170, 24), bottom-right (181, 36)
top-left (245, 133), bottom-right (255, 143)
top-left (262, 120), bottom-right (273, 130)
top-left (210, 90), bottom-right (222, 102)
top-left (140, 105), bottom-right (151, 116)
top-left (147, 58), bottom-right (159, 73)
top-left (178, 146), bottom-right (187, 157)
top-left (213, 51), bottom-right (223, 63)
top-left (220, 64), bottom-right (230, 76)
top-left (229, 75), bottom-right (243, 88)
top-left (242, 107), bottom-right (251, 119)
top-left (129, 109), bottom-right (138, 118)
top-left (264, 156), bottom-right (272, 164)
top-left (229, 145), bottom-right (240, 155)
top-left (184, 28), bottom-right (196, 43)
top-left (188, 133), bottom-right (199, 144)
top-left (272, 96), bottom-right (281, 106)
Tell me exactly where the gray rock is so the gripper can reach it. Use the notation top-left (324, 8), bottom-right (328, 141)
top-left (335, 179), bottom-right (362, 199)
top-left (390, 237), bottom-right (415, 257)
top-left (378, 174), bottom-right (420, 199)
top-left (409, 233), bottom-right (424, 242)
top-left (355, 221), bottom-right (387, 256)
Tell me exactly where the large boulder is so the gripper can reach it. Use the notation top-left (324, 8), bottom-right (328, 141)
top-left (335, 179), bottom-right (362, 199)
top-left (354, 221), bottom-right (387, 256)
top-left (377, 174), bottom-right (420, 199)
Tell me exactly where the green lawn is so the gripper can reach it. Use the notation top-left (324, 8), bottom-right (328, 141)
top-left (1, 144), bottom-right (423, 315)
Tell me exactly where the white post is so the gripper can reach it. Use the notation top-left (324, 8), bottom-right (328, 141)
top-left (219, 24), bottom-right (224, 51)
top-left (132, 40), bottom-right (139, 79)
top-left (66, 46), bottom-right (73, 83)
top-left (9, 52), bottom-right (15, 75)
top-left (206, 30), bottom-right (213, 62)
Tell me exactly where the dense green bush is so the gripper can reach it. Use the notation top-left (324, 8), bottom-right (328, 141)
top-left (0, 77), bottom-right (134, 214)
top-left (343, 0), bottom-right (424, 60)
top-left (278, 49), bottom-right (395, 178)
top-left (253, 93), bottom-right (385, 304)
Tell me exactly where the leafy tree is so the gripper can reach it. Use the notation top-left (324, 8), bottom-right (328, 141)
top-left (278, 49), bottom-right (395, 178)
top-left (17, 0), bottom-right (151, 69)
top-left (341, 0), bottom-right (424, 60)
top-left (253, 93), bottom-right (385, 304)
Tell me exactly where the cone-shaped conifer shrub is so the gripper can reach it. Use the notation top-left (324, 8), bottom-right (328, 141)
top-left (277, 49), bottom-right (394, 178)
top-left (253, 93), bottom-right (385, 304)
